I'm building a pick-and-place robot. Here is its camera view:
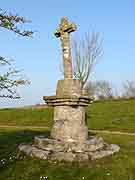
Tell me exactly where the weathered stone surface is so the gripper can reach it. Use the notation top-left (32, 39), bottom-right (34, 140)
top-left (18, 136), bottom-right (120, 162)
top-left (18, 144), bottom-right (32, 155)
top-left (51, 151), bottom-right (76, 161)
top-left (43, 95), bottom-right (91, 106)
top-left (75, 153), bottom-right (89, 161)
top-left (86, 137), bottom-right (105, 152)
top-left (89, 144), bottom-right (120, 160)
top-left (34, 136), bottom-right (65, 152)
top-left (54, 17), bottom-right (76, 80)
top-left (56, 79), bottom-right (82, 96)
top-left (31, 147), bottom-right (50, 159)
top-left (18, 144), bottom-right (50, 159)
top-left (51, 106), bottom-right (88, 143)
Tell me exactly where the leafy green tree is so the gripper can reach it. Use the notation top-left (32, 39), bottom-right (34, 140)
top-left (0, 9), bottom-right (33, 98)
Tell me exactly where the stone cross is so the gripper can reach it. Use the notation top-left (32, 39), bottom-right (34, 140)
top-left (54, 17), bottom-right (76, 79)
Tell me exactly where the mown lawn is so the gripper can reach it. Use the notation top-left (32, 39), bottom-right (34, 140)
top-left (0, 128), bottom-right (135, 180)
top-left (0, 99), bottom-right (135, 132)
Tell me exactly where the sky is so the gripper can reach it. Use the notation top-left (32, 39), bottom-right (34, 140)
top-left (0, 0), bottom-right (135, 107)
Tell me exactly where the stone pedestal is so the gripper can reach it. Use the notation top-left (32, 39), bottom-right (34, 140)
top-left (44, 79), bottom-right (90, 145)
top-left (18, 17), bottom-right (120, 161)
top-left (18, 79), bottom-right (120, 161)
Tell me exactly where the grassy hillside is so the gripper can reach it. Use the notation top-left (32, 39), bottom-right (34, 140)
top-left (0, 107), bottom-right (53, 126)
top-left (87, 99), bottom-right (135, 132)
top-left (0, 99), bottom-right (135, 132)
top-left (0, 128), bottom-right (135, 180)
top-left (0, 100), bottom-right (135, 179)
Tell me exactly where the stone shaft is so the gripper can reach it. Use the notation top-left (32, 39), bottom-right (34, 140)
top-left (61, 32), bottom-right (72, 79)
top-left (54, 17), bottom-right (76, 80)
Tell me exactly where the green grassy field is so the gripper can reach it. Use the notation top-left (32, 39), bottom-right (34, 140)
top-left (0, 99), bottom-right (135, 132)
top-left (0, 128), bottom-right (135, 180)
top-left (0, 99), bottom-right (135, 179)
top-left (0, 107), bottom-right (53, 127)
top-left (87, 99), bottom-right (135, 132)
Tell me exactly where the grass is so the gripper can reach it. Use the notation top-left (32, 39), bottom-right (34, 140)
top-left (0, 99), bottom-right (135, 132)
top-left (0, 99), bottom-right (135, 179)
top-left (0, 107), bottom-right (53, 127)
top-left (87, 99), bottom-right (135, 132)
top-left (0, 128), bottom-right (135, 180)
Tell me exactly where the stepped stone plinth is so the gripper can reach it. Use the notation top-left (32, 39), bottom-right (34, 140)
top-left (19, 17), bottom-right (120, 161)
top-left (43, 79), bottom-right (91, 144)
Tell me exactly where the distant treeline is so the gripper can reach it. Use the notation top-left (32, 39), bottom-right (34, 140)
top-left (84, 80), bottom-right (135, 100)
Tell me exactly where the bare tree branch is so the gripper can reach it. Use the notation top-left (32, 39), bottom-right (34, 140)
top-left (72, 32), bottom-right (102, 88)
top-left (85, 80), bottom-right (113, 100)
top-left (122, 80), bottom-right (135, 98)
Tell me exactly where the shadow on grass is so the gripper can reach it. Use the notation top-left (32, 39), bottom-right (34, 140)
top-left (0, 129), bottom-right (135, 180)
top-left (0, 129), bottom-right (93, 180)
top-left (0, 129), bottom-right (50, 160)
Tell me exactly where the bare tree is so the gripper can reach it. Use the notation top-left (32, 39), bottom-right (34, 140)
top-left (0, 9), bottom-right (33, 99)
top-left (85, 80), bottom-right (113, 100)
top-left (84, 81), bottom-right (97, 97)
top-left (95, 80), bottom-right (113, 99)
top-left (72, 32), bottom-right (102, 89)
top-left (122, 80), bottom-right (135, 98)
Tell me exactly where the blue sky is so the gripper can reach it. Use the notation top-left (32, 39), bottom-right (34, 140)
top-left (0, 0), bottom-right (135, 107)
